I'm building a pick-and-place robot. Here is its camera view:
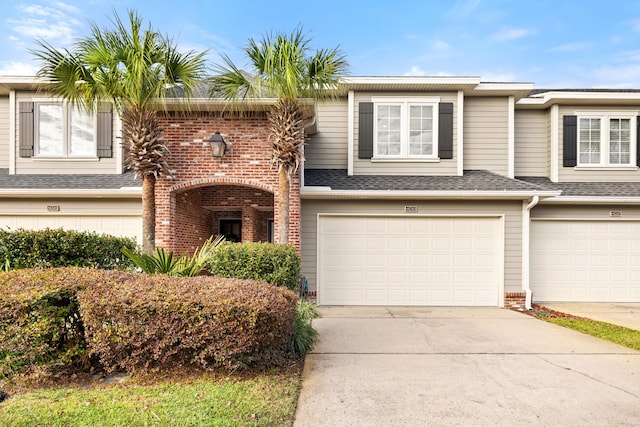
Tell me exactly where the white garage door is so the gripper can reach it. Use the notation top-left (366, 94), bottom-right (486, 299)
top-left (0, 215), bottom-right (142, 243)
top-left (531, 220), bottom-right (640, 302)
top-left (318, 215), bottom-right (503, 306)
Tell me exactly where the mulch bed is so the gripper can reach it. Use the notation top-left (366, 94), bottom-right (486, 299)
top-left (513, 304), bottom-right (590, 321)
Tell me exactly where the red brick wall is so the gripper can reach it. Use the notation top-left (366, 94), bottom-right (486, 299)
top-left (154, 111), bottom-right (300, 252)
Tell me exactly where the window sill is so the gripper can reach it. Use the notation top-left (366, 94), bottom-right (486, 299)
top-left (32, 157), bottom-right (100, 162)
top-left (371, 158), bottom-right (441, 163)
top-left (574, 166), bottom-right (638, 171)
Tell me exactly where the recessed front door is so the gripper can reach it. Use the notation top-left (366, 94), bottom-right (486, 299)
top-left (220, 219), bottom-right (242, 242)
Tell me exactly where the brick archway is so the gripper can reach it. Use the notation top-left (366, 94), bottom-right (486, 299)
top-left (153, 110), bottom-right (301, 252)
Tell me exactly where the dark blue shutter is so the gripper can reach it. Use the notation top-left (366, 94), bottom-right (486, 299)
top-left (19, 102), bottom-right (34, 158)
top-left (637, 116), bottom-right (640, 166)
top-left (438, 102), bottom-right (454, 159)
top-left (563, 115), bottom-right (577, 167)
top-left (358, 102), bottom-right (374, 159)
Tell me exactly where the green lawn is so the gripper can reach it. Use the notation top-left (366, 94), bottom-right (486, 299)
top-left (0, 365), bottom-right (302, 427)
top-left (530, 307), bottom-right (640, 351)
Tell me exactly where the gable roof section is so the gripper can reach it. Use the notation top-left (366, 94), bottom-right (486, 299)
top-left (0, 169), bottom-right (141, 197)
top-left (302, 169), bottom-right (559, 199)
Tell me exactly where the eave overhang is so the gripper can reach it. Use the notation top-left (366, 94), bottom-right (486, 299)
top-left (300, 187), bottom-right (561, 200)
top-left (0, 188), bottom-right (142, 198)
top-left (517, 91), bottom-right (640, 110)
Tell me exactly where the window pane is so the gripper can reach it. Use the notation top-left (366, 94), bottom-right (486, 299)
top-left (37, 104), bottom-right (64, 156)
top-left (376, 104), bottom-right (402, 156)
top-left (408, 104), bottom-right (433, 156)
top-left (69, 108), bottom-right (95, 156)
top-left (609, 118), bottom-right (630, 165)
top-left (579, 118), bottom-right (601, 164)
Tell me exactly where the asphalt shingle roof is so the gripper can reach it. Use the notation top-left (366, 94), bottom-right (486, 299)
top-left (517, 176), bottom-right (640, 197)
top-left (304, 169), bottom-right (549, 192)
top-left (0, 169), bottom-right (141, 189)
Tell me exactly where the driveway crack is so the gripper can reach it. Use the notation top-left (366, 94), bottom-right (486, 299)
top-left (536, 355), bottom-right (639, 399)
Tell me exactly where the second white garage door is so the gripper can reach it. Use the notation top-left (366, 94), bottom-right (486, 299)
top-left (531, 220), bottom-right (640, 302)
top-left (317, 215), bottom-right (503, 306)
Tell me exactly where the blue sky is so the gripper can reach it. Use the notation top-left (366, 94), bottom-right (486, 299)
top-left (2, 0), bottom-right (640, 88)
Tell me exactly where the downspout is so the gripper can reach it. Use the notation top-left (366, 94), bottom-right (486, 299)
top-left (522, 195), bottom-right (539, 310)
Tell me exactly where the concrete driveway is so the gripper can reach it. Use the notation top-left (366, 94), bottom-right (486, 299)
top-left (294, 307), bottom-right (640, 427)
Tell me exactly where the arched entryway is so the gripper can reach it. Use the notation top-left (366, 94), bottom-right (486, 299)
top-left (171, 184), bottom-right (274, 254)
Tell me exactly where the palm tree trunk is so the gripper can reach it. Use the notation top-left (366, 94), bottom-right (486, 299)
top-left (277, 167), bottom-right (290, 244)
top-left (142, 175), bottom-right (156, 254)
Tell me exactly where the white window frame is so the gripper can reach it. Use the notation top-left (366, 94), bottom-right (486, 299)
top-left (34, 102), bottom-right (97, 159)
top-left (372, 96), bottom-right (440, 160)
top-left (576, 112), bottom-right (636, 167)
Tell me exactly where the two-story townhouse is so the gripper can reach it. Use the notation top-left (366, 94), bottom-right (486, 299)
top-left (1, 75), bottom-right (639, 308)
top-left (515, 90), bottom-right (640, 304)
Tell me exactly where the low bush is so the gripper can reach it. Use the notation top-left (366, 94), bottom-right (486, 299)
top-left (0, 228), bottom-right (137, 270)
top-left (207, 242), bottom-right (301, 291)
top-left (78, 274), bottom-right (298, 373)
top-left (290, 300), bottom-right (320, 357)
top-left (0, 267), bottom-right (134, 379)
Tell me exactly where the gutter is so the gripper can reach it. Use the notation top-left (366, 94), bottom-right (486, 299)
top-left (301, 187), bottom-right (561, 200)
top-left (522, 195), bottom-right (539, 310)
top-left (0, 188), bottom-right (142, 198)
top-left (539, 196), bottom-right (640, 204)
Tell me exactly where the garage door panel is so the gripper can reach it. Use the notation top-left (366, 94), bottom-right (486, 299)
top-left (532, 220), bottom-right (640, 302)
top-left (318, 216), bottom-right (502, 306)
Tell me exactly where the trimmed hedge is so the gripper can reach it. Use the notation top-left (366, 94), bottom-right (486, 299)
top-left (78, 274), bottom-right (298, 372)
top-left (0, 267), bottom-right (133, 379)
top-left (0, 228), bottom-right (137, 270)
top-left (0, 267), bottom-right (298, 380)
top-left (207, 242), bottom-right (301, 291)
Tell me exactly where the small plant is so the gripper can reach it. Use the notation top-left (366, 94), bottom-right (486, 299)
top-left (289, 300), bottom-right (320, 357)
top-left (122, 235), bottom-right (224, 277)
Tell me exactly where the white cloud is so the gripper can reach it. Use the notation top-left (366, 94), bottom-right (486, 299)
top-left (447, 0), bottom-right (481, 19)
top-left (480, 72), bottom-right (517, 82)
top-left (548, 42), bottom-right (590, 52)
top-left (404, 66), bottom-right (426, 76)
top-left (593, 63), bottom-right (640, 87)
top-left (492, 27), bottom-right (534, 42)
top-left (432, 40), bottom-right (450, 50)
top-left (403, 66), bottom-right (454, 77)
top-left (0, 61), bottom-right (37, 76)
top-left (7, 2), bottom-right (84, 47)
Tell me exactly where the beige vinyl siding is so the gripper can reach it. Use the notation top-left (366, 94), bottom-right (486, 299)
top-left (463, 97), bottom-right (509, 175)
top-left (514, 110), bottom-right (548, 177)
top-left (353, 92), bottom-right (458, 175)
top-left (532, 204), bottom-right (640, 220)
top-left (0, 96), bottom-right (9, 169)
top-left (301, 199), bottom-right (523, 295)
top-left (0, 197), bottom-right (141, 214)
top-left (15, 92), bottom-right (119, 174)
top-left (305, 100), bottom-right (348, 169)
top-left (557, 105), bottom-right (640, 182)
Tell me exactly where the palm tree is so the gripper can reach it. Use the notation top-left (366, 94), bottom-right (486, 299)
top-left (31, 10), bottom-right (207, 253)
top-left (211, 27), bottom-right (348, 244)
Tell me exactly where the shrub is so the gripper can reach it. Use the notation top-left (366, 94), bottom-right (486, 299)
top-left (207, 242), bottom-right (301, 291)
top-left (122, 235), bottom-right (225, 276)
top-left (290, 300), bottom-right (320, 357)
top-left (0, 228), bottom-right (137, 270)
top-left (0, 267), bottom-right (134, 379)
top-left (78, 274), bottom-right (298, 373)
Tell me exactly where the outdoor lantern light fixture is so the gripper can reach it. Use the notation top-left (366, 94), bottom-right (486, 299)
top-left (208, 132), bottom-right (227, 157)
